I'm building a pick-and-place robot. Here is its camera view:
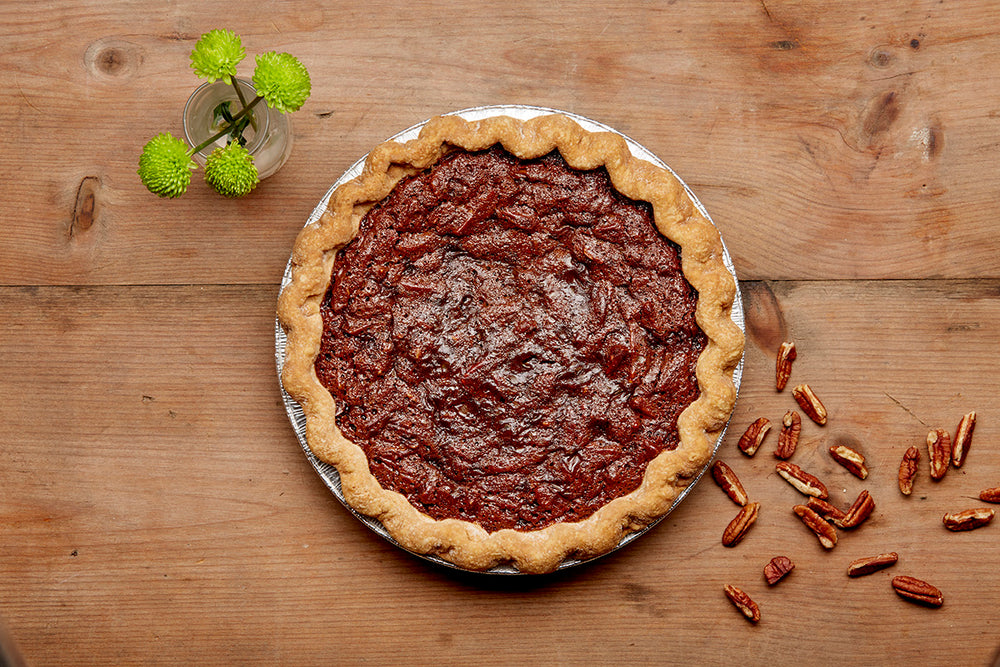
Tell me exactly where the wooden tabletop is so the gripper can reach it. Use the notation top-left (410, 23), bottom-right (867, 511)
top-left (3, 1), bottom-right (1000, 664)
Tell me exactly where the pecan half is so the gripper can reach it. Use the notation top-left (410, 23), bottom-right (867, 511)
top-left (847, 552), bottom-right (898, 577)
top-left (764, 556), bottom-right (795, 585)
top-left (724, 584), bottom-right (761, 623)
top-left (942, 507), bottom-right (995, 532)
top-left (829, 444), bottom-right (868, 479)
top-left (793, 505), bottom-right (838, 549)
top-left (806, 496), bottom-right (847, 522)
top-left (951, 411), bottom-right (976, 468)
top-left (892, 576), bottom-right (943, 608)
top-left (927, 429), bottom-right (951, 481)
top-left (792, 383), bottom-right (827, 425)
top-left (738, 417), bottom-right (771, 457)
top-left (723, 502), bottom-right (760, 547)
top-left (712, 460), bottom-right (749, 507)
top-left (775, 411), bottom-right (801, 460)
top-left (776, 461), bottom-right (829, 499)
top-left (980, 487), bottom-right (1000, 503)
top-left (775, 341), bottom-right (797, 392)
top-left (835, 490), bottom-right (875, 529)
top-left (898, 446), bottom-right (920, 496)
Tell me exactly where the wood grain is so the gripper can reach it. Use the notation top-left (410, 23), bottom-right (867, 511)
top-left (2, 281), bottom-right (999, 665)
top-left (3, 0), bottom-right (1000, 664)
top-left (2, 1), bottom-right (1000, 285)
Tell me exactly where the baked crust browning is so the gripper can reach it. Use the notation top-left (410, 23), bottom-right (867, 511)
top-left (277, 113), bottom-right (744, 572)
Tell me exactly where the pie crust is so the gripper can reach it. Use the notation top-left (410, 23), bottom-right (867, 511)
top-left (277, 112), bottom-right (744, 573)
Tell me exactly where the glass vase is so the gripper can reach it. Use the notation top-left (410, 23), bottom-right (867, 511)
top-left (182, 77), bottom-right (293, 180)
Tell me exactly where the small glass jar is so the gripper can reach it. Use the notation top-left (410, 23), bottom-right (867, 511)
top-left (182, 78), bottom-right (293, 180)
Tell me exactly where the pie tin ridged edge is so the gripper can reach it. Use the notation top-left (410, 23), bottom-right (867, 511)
top-left (275, 104), bottom-right (745, 575)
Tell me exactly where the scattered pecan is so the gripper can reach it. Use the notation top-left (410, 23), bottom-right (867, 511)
top-left (829, 444), bottom-right (868, 479)
top-left (806, 496), bottom-right (847, 522)
top-left (775, 411), bottom-right (801, 460)
top-left (775, 341), bottom-right (797, 392)
top-left (712, 460), bottom-right (749, 507)
top-left (793, 504), bottom-right (838, 549)
top-left (942, 507), bottom-right (995, 532)
top-left (724, 584), bottom-right (761, 623)
top-left (792, 383), bottom-right (828, 425)
top-left (723, 502), bottom-right (760, 547)
top-left (738, 417), bottom-right (771, 457)
top-left (892, 576), bottom-right (943, 608)
top-left (951, 411), bottom-right (976, 468)
top-left (927, 428), bottom-right (951, 481)
top-left (898, 446), bottom-right (920, 496)
top-left (847, 552), bottom-right (898, 577)
top-left (776, 461), bottom-right (829, 499)
top-left (979, 487), bottom-right (1000, 503)
top-left (764, 556), bottom-right (795, 585)
top-left (835, 490), bottom-right (875, 529)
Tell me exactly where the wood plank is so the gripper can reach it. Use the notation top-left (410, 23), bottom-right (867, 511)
top-left (2, 280), bottom-right (1000, 664)
top-left (2, 1), bottom-right (1000, 285)
top-left (4, 0), bottom-right (1000, 663)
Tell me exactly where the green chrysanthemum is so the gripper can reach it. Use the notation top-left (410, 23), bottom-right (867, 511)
top-left (190, 29), bottom-right (246, 84)
top-left (204, 142), bottom-right (259, 198)
top-left (137, 132), bottom-right (196, 198)
top-left (252, 51), bottom-right (311, 113)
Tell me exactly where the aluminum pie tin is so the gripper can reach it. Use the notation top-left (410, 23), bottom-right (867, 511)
top-left (275, 104), bottom-right (745, 574)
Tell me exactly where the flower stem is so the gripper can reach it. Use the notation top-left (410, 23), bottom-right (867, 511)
top-left (188, 95), bottom-right (265, 156)
top-left (231, 78), bottom-right (258, 131)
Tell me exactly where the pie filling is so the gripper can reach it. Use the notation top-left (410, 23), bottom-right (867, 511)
top-left (315, 146), bottom-right (705, 533)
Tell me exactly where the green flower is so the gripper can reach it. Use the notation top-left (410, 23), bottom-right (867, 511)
top-left (138, 133), bottom-right (196, 198)
top-left (190, 29), bottom-right (245, 84)
top-left (204, 142), bottom-right (258, 198)
top-left (252, 51), bottom-right (311, 113)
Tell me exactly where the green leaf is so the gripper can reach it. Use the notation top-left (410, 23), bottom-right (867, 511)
top-left (214, 100), bottom-right (234, 125)
top-left (229, 116), bottom-right (251, 146)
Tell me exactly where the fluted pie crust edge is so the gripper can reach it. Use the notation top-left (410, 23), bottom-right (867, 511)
top-left (277, 113), bottom-right (744, 573)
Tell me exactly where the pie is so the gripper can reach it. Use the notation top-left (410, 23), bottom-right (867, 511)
top-left (277, 112), bottom-right (744, 573)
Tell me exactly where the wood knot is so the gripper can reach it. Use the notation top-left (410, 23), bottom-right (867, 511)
top-left (910, 123), bottom-right (944, 162)
top-left (861, 90), bottom-right (901, 145)
top-left (69, 176), bottom-right (101, 239)
top-left (868, 48), bottom-right (893, 69)
top-left (85, 37), bottom-right (143, 80)
top-left (769, 40), bottom-right (799, 51)
top-left (740, 281), bottom-right (789, 354)
top-left (926, 124), bottom-right (943, 159)
top-left (96, 48), bottom-right (126, 75)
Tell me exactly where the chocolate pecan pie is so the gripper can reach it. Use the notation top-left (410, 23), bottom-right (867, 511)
top-left (278, 112), bottom-right (743, 573)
